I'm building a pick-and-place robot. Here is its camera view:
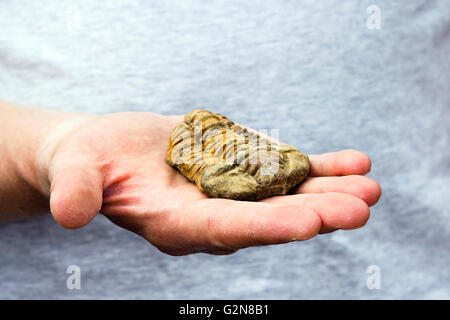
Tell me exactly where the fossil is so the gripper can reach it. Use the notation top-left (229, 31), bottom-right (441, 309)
top-left (166, 109), bottom-right (310, 201)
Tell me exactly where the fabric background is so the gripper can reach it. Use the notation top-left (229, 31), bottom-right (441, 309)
top-left (0, 0), bottom-right (449, 299)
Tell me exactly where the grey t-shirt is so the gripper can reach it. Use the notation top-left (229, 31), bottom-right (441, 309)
top-left (0, 0), bottom-right (449, 299)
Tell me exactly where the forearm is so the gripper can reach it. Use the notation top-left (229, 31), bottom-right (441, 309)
top-left (0, 99), bottom-right (77, 221)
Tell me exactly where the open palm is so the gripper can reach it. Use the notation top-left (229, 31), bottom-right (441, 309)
top-left (47, 112), bottom-right (381, 256)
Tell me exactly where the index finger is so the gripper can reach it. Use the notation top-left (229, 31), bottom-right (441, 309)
top-left (308, 149), bottom-right (372, 177)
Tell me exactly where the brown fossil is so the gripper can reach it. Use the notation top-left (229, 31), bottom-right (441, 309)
top-left (166, 109), bottom-right (310, 201)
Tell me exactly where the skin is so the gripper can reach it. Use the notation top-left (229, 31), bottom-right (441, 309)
top-left (0, 99), bottom-right (381, 256)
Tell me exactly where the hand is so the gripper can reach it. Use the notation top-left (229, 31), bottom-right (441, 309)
top-left (42, 112), bottom-right (381, 256)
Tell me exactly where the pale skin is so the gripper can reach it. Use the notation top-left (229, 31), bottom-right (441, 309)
top-left (0, 99), bottom-right (381, 256)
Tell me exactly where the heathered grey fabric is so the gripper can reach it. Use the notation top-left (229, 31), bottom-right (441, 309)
top-left (0, 0), bottom-right (449, 299)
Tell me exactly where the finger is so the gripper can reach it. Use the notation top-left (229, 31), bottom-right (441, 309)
top-left (49, 166), bottom-right (104, 229)
top-left (147, 199), bottom-right (322, 253)
top-left (264, 192), bottom-right (370, 233)
top-left (308, 149), bottom-right (371, 177)
top-left (295, 175), bottom-right (382, 206)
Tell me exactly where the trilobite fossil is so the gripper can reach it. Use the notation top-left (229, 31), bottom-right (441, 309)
top-left (166, 109), bottom-right (310, 200)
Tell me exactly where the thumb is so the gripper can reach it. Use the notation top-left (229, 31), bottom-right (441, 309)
top-left (49, 166), bottom-right (104, 229)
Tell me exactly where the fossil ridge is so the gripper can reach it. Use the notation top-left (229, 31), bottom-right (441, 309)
top-left (166, 109), bottom-right (310, 200)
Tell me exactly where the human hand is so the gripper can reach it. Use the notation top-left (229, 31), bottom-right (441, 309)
top-left (41, 112), bottom-right (381, 256)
